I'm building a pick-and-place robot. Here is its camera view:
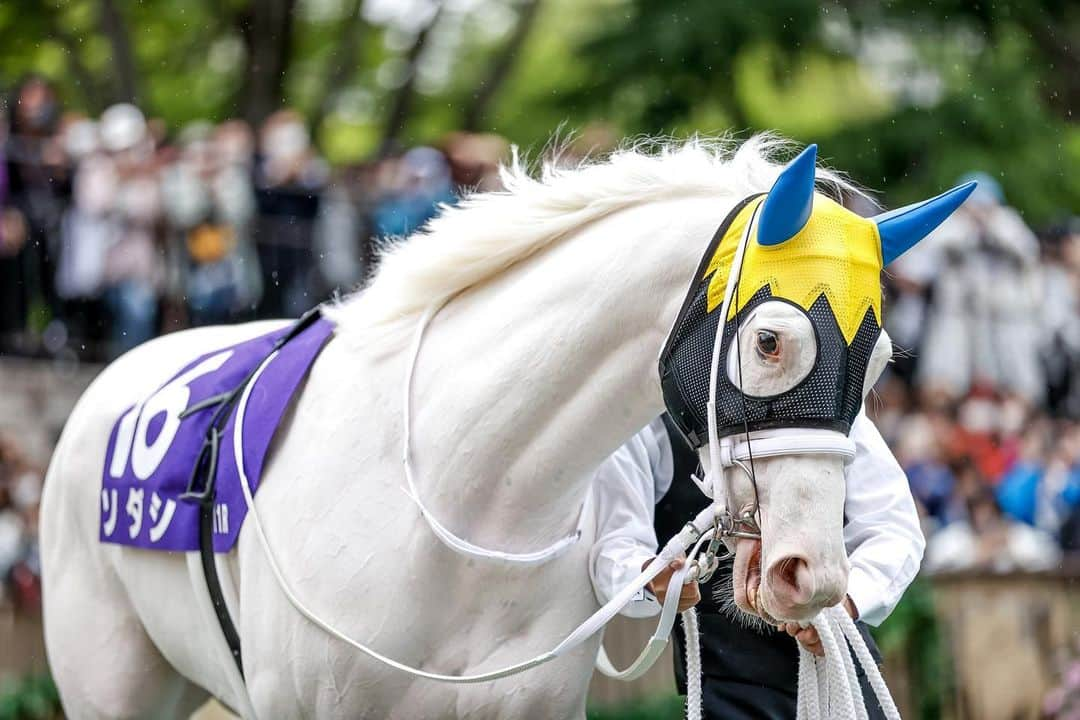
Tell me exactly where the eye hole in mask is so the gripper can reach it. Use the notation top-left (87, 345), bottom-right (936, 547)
top-left (726, 300), bottom-right (818, 399)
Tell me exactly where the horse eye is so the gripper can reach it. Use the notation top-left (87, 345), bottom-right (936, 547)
top-left (756, 330), bottom-right (780, 358)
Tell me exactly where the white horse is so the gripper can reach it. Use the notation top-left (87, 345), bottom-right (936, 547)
top-left (40, 135), bottom-right (958, 719)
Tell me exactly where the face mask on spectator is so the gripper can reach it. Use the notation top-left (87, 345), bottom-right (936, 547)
top-left (265, 122), bottom-right (309, 160)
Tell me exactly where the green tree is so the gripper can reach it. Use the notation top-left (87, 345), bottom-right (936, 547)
top-left (569, 0), bottom-right (1079, 222)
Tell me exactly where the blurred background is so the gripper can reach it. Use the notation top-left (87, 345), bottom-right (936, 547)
top-left (0, 1), bottom-right (1078, 718)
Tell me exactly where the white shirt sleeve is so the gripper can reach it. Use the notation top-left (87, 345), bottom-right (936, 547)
top-left (590, 412), bottom-right (924, 625)
top-left (588, 418), bottom-right (673, 618)
top-left (843, 410), bottom-right (926, 626)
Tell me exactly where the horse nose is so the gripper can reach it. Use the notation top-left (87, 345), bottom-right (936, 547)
top-left (766, 554), bottom-right (815, 609)
top-left (764, 553), bottom-right (847, 619)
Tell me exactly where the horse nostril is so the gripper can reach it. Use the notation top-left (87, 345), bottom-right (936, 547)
top-left (767, 555), bottom-right (813, 606)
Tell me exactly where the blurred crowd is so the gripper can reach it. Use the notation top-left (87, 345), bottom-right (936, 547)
top-left (0, 434), bottom-right (41, 612)
top-left (2, 74), bottom-right (1080, 610)
top-left (0, 74), bottom-right (508, 360)
top-left (876, 177), bottom-right (1080, 574)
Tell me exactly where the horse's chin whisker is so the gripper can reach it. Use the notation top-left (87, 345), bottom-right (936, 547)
top-left (709, 569), bottom-right (772, 635)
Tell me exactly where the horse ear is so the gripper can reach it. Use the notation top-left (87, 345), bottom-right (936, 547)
top-left (757, 144), bottom-right (817, 246)
top-left (874, 182), bottom-right (977, 264)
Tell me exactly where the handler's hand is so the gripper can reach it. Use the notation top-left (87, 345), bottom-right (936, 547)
top-left (644, 555), bottom-right (701, 613)
top-left (778, 596), bottom-right (859, 656)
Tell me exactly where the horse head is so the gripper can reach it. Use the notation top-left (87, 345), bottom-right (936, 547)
top-left (661, 144), bottom-right (974, 623)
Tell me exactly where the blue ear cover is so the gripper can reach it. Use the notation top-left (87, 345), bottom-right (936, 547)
top-left (757, 144), bottom-right (817, 246)
top-left (874, 182), bottom-right (977, 264)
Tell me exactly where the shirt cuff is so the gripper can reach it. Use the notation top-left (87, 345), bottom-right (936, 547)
top-left (846, 566), bottom-right (888, 627)
top-left (618, 549), bottom-right (663, 618)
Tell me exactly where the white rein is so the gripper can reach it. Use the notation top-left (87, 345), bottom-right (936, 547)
top-left (400, 301), bottom-right (585, 566)
top-left (234, 340), bottom-right (716, 678)
top-left (229, 196), bottom-right (901, 719)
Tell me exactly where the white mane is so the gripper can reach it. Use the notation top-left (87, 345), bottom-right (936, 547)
top-left (326, 133), bottom-right (856, 341)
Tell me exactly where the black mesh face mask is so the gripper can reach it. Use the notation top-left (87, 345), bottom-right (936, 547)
top-left (658, 195), bottom-right (882, 449)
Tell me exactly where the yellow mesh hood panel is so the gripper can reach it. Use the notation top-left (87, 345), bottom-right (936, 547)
top-left (704, 193), bottom-right (883, 345)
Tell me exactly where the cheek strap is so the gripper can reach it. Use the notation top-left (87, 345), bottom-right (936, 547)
top-left (697, 200), bottom-right (856, 505)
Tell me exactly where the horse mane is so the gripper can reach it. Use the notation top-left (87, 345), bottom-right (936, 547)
top-left (326, 133), bottom-right (859, 343)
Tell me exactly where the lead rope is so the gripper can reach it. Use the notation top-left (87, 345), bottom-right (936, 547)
top-left (791, 606), bottom-right (901, 720)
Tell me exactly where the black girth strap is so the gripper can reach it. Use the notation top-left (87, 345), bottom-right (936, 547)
top-left (179, 307), bottom-right (324, 679)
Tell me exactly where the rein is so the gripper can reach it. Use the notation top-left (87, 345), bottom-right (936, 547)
top-left (211, 199), bottom-right (897, 719)
top-left (400, 301), bottom-right (585, 565)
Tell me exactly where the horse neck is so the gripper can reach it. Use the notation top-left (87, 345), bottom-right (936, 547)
top-left (407, 194), bottom-right (729, 547)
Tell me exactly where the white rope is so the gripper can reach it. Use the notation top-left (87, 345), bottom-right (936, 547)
top-left (679, 603), bottom-right (901, 720)
top-left (789, 605), bottom-right (902, 720)
top-left (401, 302), bottom-right (584, 566)
top-left (683, 608), bottom-right (703, 720)
top-left (836, 608), bottom-right (902, 720)
top-left (594, 561), bottom-right (690, 682)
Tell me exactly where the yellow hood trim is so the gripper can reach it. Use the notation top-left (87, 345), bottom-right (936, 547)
top-left (704, 194), bottom-right (883, 345)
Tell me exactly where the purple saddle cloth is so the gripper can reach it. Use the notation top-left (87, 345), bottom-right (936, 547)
top-left (99, 316), bottom-right (334, 552)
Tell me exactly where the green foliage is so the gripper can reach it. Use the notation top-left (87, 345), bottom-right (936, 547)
top-left (587, 693), bottom-right (685, 720)
top-left (0, 673), bottom-right (61, 720)
top-left (568, 0), bottom-right (825, 131)
top-left (0, 0), bottom-right (1073, 221)
top-left (872, 578), bottom-right (952, 720)
top-left (823, 26), bottom-right (1078, 223)
top-left (570, 0), bottom-right (1077, 224)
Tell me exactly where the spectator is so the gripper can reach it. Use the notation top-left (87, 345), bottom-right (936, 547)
top-left (97, 103), bottom-right (164, 356)
top-left (923, 488), bottom-right (1061, 574)
top-left (995, 420), bottom-right (1051, 526)
top-left (161, 120), bottom-right (260, 327)
top-left (442, 131), bottom-right (509, 193)
top-left (314, 164), bottom-right (367, 294)
top-left (55, 114), bottom-right (110, 349)
top-left (0, 433), bottom-right (43, 610)
top-left (253, 109), bottom-right (326, 318)
top-left (4, 75), bottom-right (69, 350)
top-left (1040, 218), bottom-right (1080, 418)
top-left (1037, 427), bottom-right (1080, 536)
top-left (892, 173), bottom-right (1044, 404)
top-left (0, 95), bottom-right (29, 352)
top-left (371, 146), bottom-right (455, 239)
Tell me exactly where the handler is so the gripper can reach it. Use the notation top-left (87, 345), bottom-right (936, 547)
top-left (589, 412), bottom-right (924, 719)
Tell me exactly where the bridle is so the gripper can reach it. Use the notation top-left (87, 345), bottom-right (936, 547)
top-left (220, 192), bottom-right (875, 720)
top-left (685, 198), bottom-right (856, 583)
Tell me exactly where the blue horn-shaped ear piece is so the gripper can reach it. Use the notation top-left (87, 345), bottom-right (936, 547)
top-left (757, 143), bottom-right (817, 246)
top-left (874, 182), bottom-right (977, 264)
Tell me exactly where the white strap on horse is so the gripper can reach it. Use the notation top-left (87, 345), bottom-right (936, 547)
top-left (226, 195), bottom-right (900, 718)
top-left (234, 342), bottom-right (719, 686)
top-left (594, 526), bottom-right (716, 682)
top-left (400, 301), bottom-right (585, 566)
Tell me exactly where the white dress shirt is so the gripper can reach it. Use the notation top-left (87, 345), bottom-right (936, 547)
top-left (588, 411), bottom-right (925, 626)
